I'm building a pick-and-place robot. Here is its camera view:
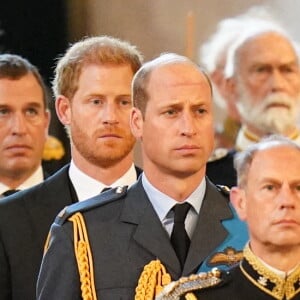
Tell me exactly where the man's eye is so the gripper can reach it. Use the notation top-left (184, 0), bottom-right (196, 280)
top-left (264, 184), bottom-right (275, 191)
top-left (119, 100), bottom-right (131, 106)
top-left (164, 109), bottom-right (176, 116)
top-left (26, 108), bottom-right (38, 116)
top-left (0, 109), bottom-right (9, 115)
top-left (92, 99), bottom-right (102, 105)
top-left (197, 108), bottom-right (207, 115)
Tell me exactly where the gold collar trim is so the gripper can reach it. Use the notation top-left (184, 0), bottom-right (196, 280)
top-left (243, 128), bottom-right (300, 143)
top-left (240, 244), bottom-right (300, 300)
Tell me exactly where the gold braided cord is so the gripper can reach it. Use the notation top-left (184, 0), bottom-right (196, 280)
top-left (43, 231), bottom-right (51, 254)
top-left (69, 212), bottom-right (97, 300)
top-left (135, 259), bottom-right (172, 300)
top-left (185, 293), bottom-right (197, 300)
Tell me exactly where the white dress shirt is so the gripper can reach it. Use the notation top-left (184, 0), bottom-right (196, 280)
top-left (142, 173), bottom-right (206, 238)
top-left (69, 160), bottom-right (138, 202)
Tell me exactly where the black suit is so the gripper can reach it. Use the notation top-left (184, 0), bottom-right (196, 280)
top-left (206, 149), bottom-right (237, 188)
top-left (37, 177), bottom-right (236, 300)
top-left (0, 165), bottom-right (142, 300)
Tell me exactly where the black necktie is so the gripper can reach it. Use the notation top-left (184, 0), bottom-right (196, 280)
top-left (171, 202), bottom-right (191, 269)
top-left (2, 189), bottom-right (20, 197)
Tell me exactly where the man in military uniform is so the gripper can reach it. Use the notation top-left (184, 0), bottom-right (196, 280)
top-left (37, 53), bottom-right (247, 300)
top-left (206, 20), bottom-right (300, 188)
top-left (0, 36), bottom-right (143, 300)
top-left (157, 136), bottom-right (300, 300)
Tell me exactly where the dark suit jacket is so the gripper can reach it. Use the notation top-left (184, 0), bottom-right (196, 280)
top-left (0, 165), bottom-right (142, 300)
top-left (206, 149), bottom-right (237, 188)
top-left (37, 177), bottom-right (234, 300)
top-left (0, 166), bottom-right (74, 300)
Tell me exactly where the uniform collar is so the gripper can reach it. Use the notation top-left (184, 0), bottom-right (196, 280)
top-left (235, 126), bottom-right (300, 151)
top-left (240, 244), bottom-right (300, 299)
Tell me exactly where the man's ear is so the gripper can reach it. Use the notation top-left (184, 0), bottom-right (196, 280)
top-left (230, 187), bottom-right (247, 221)
top-left (55, 95), bottom-right (71, 126)
top-left (130, 107), bottom-right (143, 140)
top-left (223, 77), bottom-right (237, 99)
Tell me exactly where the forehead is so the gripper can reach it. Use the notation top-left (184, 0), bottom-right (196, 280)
top-left (249, 146), bottom-right (300, 180)
top-left (147, 63), bottom-right (212, 95)
top-left (238, 32), bottom-right (298, 66)
top-left (0, 73), bottom-right (44, 104)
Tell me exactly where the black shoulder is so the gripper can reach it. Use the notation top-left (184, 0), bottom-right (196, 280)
top-left (216, 185), bottom-right (230, 199)
top-left (55, 186), bottom-right (128, 225)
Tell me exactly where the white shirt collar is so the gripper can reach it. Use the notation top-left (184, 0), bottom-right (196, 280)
top-left (0, 165), bottom-right (44, 195)
top-left (69, 160), bottom-right (137, 202)
top-left (142, 173), bottom-right (206, 222)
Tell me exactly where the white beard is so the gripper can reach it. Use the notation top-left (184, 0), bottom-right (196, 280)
top-left (236, 85), bottom-right (299, 135)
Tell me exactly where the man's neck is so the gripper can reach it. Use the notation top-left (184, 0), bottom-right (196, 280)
top-left (0, 166), bottom-right (40, 189)
top-left (143, 163), bottom-right (206, 202)
top-left (72, 154), bottom-right (134, 186)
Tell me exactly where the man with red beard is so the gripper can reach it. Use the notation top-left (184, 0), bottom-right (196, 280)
top-left (0, 36), bottom-right (143, 300)
top-left (206, 23), bottom-right (300, 188)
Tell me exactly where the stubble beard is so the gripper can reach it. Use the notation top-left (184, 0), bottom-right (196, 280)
top-left (70, 121), bottom-right (136, 168)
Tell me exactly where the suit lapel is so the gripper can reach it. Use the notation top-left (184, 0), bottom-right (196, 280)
top-left (183, 179), bottom-right (232, 275)
top-left (120, 179), bottom-right (181, 277)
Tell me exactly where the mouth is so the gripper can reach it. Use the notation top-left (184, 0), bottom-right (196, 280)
top-left (266, 103), bottom-right (290, 110)
top-left (274, 219), bottom-right (299, 226)
top-left (6, 144), bottom-right (31, 150)
top-left (99, 134), bottom-right (121, 139)
top-left (175, 145), bottom-right (200, 154)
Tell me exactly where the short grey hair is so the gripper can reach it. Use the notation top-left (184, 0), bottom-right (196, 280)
top-left (234, 135), bottom-right (300, 187)
top-left (224, 21), bottom-right (297, 78)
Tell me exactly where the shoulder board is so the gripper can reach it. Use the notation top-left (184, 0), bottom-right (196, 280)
top-left (55, 186), bottom-right (128, 225)
top-left (216, 184), bottom-right (230, 198)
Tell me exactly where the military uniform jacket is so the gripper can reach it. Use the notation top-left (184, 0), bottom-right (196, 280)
top-left (189, 245), bottom-right (300, 300)
top-left (37, 177), bottom-right (238, 300)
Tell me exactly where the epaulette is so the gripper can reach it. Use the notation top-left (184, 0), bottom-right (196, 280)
top-left (55, 186), bottom-right (128, 225)
top-left (216, 184), bottom-right (230, 198)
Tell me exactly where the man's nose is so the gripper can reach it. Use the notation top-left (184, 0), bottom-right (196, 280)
top-left (278, 183), bottom-right (296, 209)
top-left (102, 103), bottom-right (119, 125)
top-left (180, 111), bottom-right (197, 136)
top-left (11, 113), bottom-right (27, 135)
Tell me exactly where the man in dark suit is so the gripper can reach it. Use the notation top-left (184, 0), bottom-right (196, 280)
top-left (0, 36), bottom-right (143, 300)
top-left (0, 54), bottom-right (52, 196)
top-left (37, 53), bottom-right (247, 300)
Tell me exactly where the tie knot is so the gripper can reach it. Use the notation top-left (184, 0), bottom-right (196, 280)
top-left (173, 202), bottom-right (191, 223)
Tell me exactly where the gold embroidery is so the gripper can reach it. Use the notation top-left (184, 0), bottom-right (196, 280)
top-left (242, 244), bottom-right (300, 300)
top-left (208, 246), bottom-right (243, 267)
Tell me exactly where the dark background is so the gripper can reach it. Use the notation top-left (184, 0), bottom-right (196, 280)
top-left (0, 0), bottom-right (71, 168)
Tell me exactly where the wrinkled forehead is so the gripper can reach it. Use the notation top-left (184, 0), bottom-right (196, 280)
top-left (238, 32), bottom-right (298, 63)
